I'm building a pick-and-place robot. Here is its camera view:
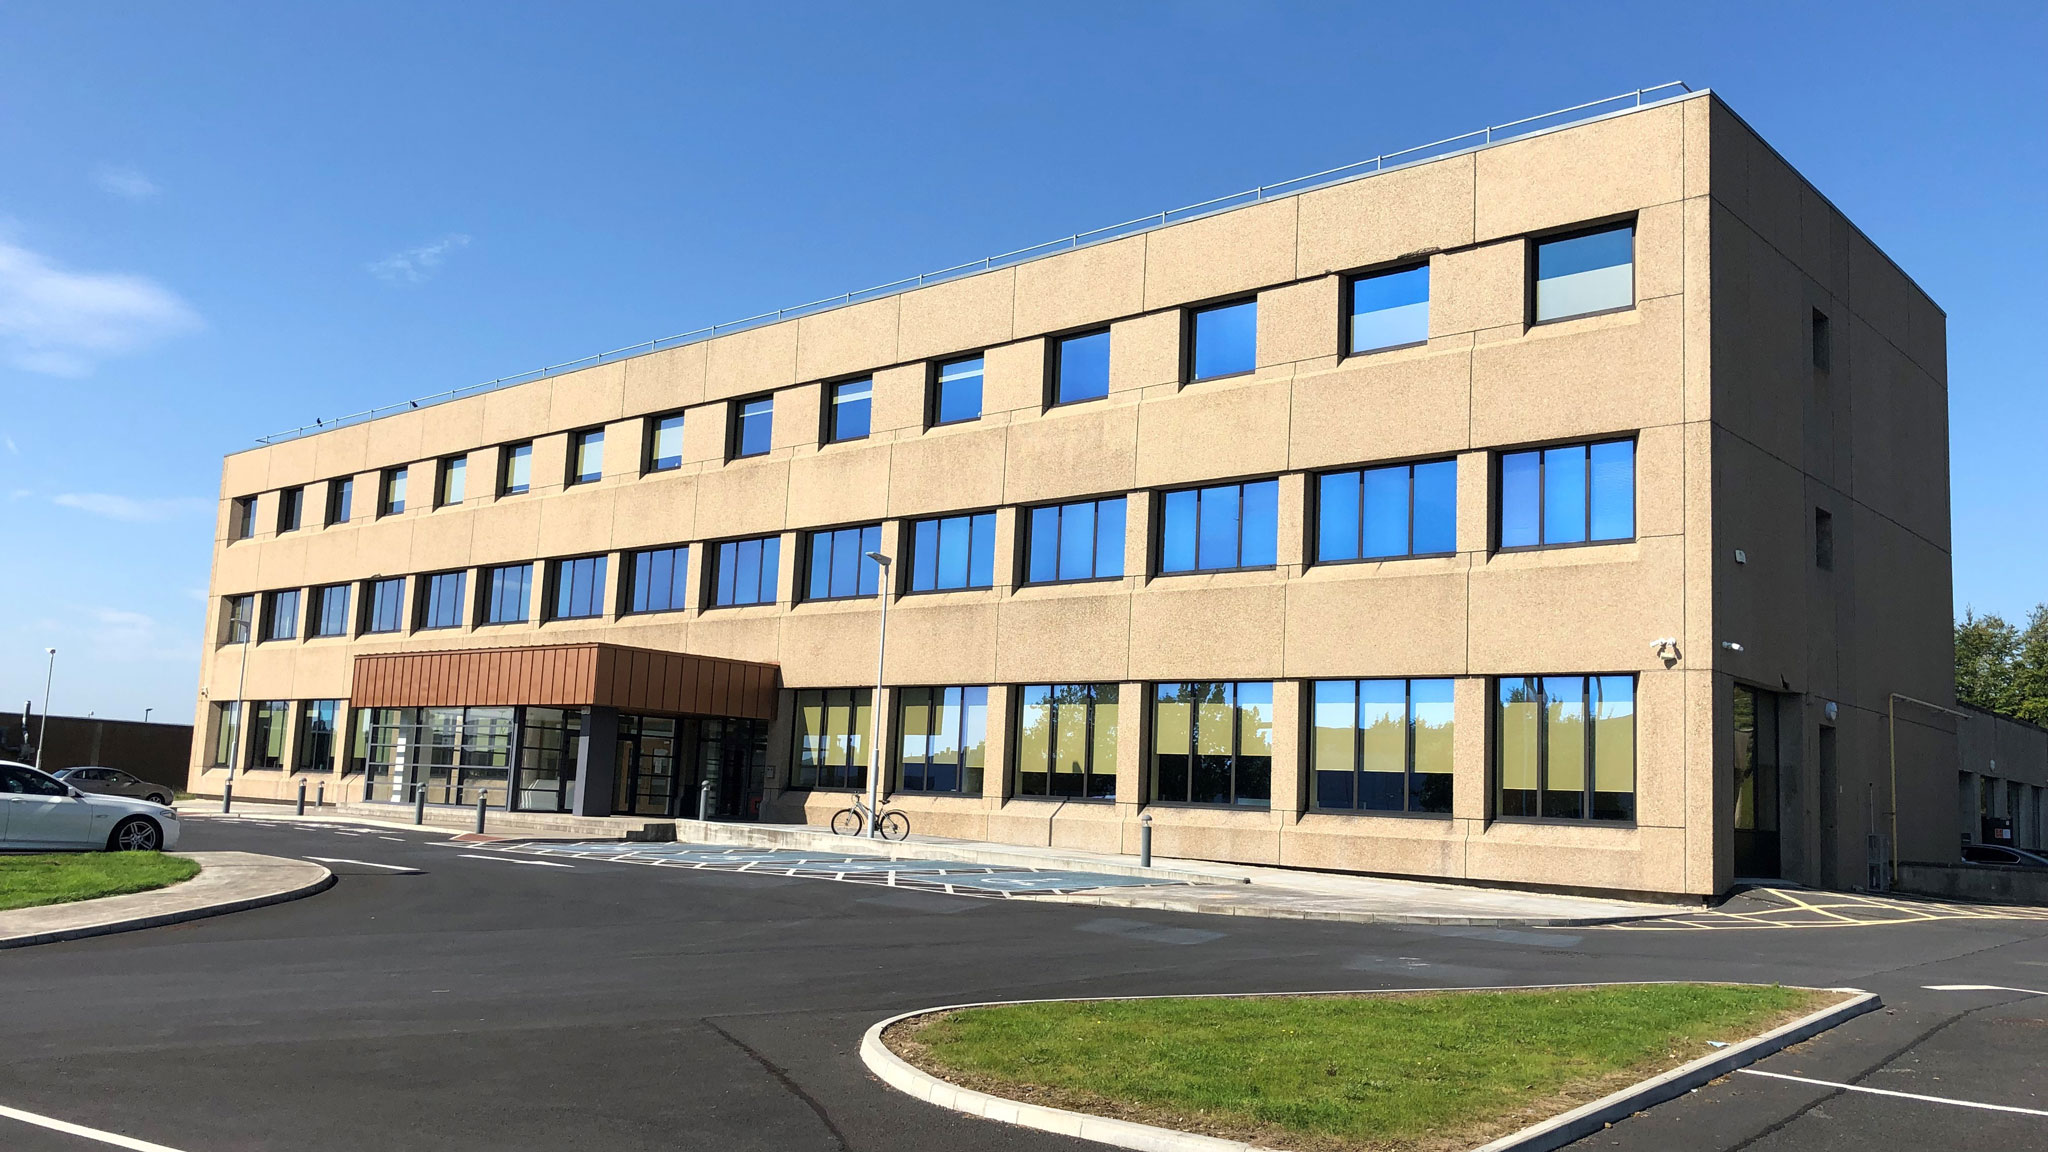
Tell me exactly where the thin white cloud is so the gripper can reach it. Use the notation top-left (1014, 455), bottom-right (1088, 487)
top-left (0, 238), bottom-right (201, 376)
top-left (53, 492), bottom-right (210, 523)
top-left (368, 233), bottom-right (471, 284)
top-left (3, 435), bottom-right (16, 454)
top-left (95, 166), bottom-right (161, 201)
top-left (77, 606), bottom-right (189, 664)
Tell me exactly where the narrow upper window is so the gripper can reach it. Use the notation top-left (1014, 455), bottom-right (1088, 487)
top-left (896, 686), bottom-right (988, 795)
top-left (806, 525), bottom-right (883, 601)
top-left (932, 355), bottom-right (984, 426)
top-left (791, 688), bottom-right (870, 789)
top-left (732, 396), bottom-right (774, 459)
top-left (908, 512), bottom-right (997, 592)
top-left (325, 477), bottom-right (353, 526)
top-left (1496, 675), bottom-right (1635, 822)
top-left (1025, 497), bottom-right (1126, 584)
top-left (1498, 439), bottom-right (1635, 550)
top-left (261, 589), bottom-right (301, 642)
top-left (1317, 460), bottom-right (1457, 563)
top-left (381, 467), bottom-right (408, 516)
top-left (1014, 684), bottom-right (1118, 800)
top-left (481, 563), bottom-right (532, 625)
top-left (222, 594), bottom-right (254, 644)
top-left (626, 546), bottom-right (689, 613)
top-left (276, 487), bottom-right (304, 533)
top-left (437, 455), bottom-right (467, 507)
top-left (1348, 265), bottom-right (1430, 354)
top-left (362, 577), bottom-right (406, 634)
top-left (713, 535), bottom-right (781, 607)
top-left (230, 496), bottom-right (257, 540)
top-left (1051, 329), bottom-right (1111, 406)
top-left (569, 429), bottom-right (604, 485)
top-left (1312, 679), bottom-right (1454, 814)
top-left (827, 379), bottom-right (872, 443)
top-left (1187, 298), bottom-right (1257, 382)
top-left (311, 584), bottom-right (351, 637)
top-left (1159, 479), bottom-right (1279, 574)
top-left (1815, 507), bottom-right (1835, 571)
top-left (551, 556), bottom-right (608, 620)
top-left (501, 442), bottom-right (533, 495)
top-left (647, 414), bottom-right (685, 472)
top-left (1811, 309), bottom-right (1832, 372)
top-left (1151, 681), bottom-right (1272, 807)
top-left (418, 571), bottom-right (466, 631)
top-left (1534, 223), bottom-right (1635, 322)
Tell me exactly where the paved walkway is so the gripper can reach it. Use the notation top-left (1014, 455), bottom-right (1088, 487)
top-left (0, 851), bottom-right (333, 948)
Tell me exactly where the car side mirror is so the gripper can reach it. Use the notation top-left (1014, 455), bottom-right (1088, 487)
top-left (68, 786), bottom-right (85, 799)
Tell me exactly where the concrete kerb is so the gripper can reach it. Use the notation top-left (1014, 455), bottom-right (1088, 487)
top-left (0, 852), bottom-right (334, 950)
top-left (859, 983), bottom-right (1881, 1152)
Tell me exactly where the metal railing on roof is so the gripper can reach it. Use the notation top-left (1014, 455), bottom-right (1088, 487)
top-left (253, 82), bottom-right (1694, 446)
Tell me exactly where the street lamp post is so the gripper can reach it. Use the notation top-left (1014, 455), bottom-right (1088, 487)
top-left (35, 648), bottom-right (55, 768)
top-left (863, 551), bottom-right (892, 838)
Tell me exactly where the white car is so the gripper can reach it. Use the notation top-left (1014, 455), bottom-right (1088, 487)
top-left (0, 760), bottom-right (181, 852)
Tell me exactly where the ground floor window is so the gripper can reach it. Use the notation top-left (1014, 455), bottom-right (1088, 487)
top-left (1313, 679), bottom-right (1453, 814)
top-left (1015, 684), bottom-right (1119, 799)
top-left (896, 686), bottom-right (987, 794)
top-left (1151, 682), bottom-right (1272, 807)
top-left (357, 706), bottom-right (513, 805)
top-left (211, 702), bottom-right (241, 767)
top-left (296, 700), bottom-right (342, 772)
top-left (514, 707), bottom-right (583, 812)
top-left (247, 700), bottom-right (289, 769)
top-left (1496, 675), bottom-right (1635, 821)
top-left (792, 688), bottom-right (870, 790)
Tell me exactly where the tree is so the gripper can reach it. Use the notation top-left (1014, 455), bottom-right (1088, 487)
top-left (2014, 604), bottom-right (2048, 727)
top-left (1956, 608), bottom-right (2021, 715)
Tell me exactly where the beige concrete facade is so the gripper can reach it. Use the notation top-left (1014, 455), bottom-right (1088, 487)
top-left (187, 92), bottom-right (1952, 899)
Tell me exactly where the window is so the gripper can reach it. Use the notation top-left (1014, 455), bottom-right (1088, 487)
top-left (1151, 682), bottom-right (1272, 806)
top-left (381, 467), bottom-right (408, 516)
top-left (908, 512), bottom-right (997, 592)
top-left (362, 577), bottom-right (406, 634)
top-left (1348, 264), bottom-right (1430, 354)
top-left (481, 564), bottom-right (532, 625)
top-left (1159, 479), bottom-right (1278, 573)
top-left (501, 442), bottom-right (533, 495)
top-left (1187, 298), bottom-right (1257, 382)
top-left (626, 546), bottom-right (689, 614)
top-left (1015, 684), bottom-right (1118, 799)
top-left (1317, 460), bottom-right (1456, 563)
top-left (276, 487), bottom-right (304, 533)
top-left (569, 429), bottom-right (604, 485)
top-left (231, 496), bottom-right (257, 540)
top-left (1025, 498), bottom-right (1125, 584)
top-left (1815, 508), bottom-right (1834, 571)
top-left (712, 535), bottom-right (781, 607)
top-left (222, 594), bottom-right (254, 644)
top-left (791, 688), bottom-right (871, 790)
top-left (311, 584), bottom-right (351, 637)
top-left (932, 355), bottom-right (984, 425)
top-left (550, 556), bottom-right (608, 620)
top-left (419, 571), bottom-right (466, 630)
top-left (296, 700), bottom-right (341, 772)
top-left (262, 589), bottom-right (300, 642)
top-left (211, 702), bottom-right (241, 766)
top-left (1811, 309), bottom-right (1831, 372)
top-left (1498, 439), bottom-right (1634, 549)
top-left (247, 700), bottom-right (289, 769)
top-left (827, 378), bottom-right (872, 443)
top-left (806, 525), bottom-right (883, 601)
top-left (647, 414), bottom-right (685, 472)
top-left (326, 477), bottom-right (353, 526)
top-left (896, 686), bottom-right (987, 794)
top-left (1313, 679), bottom-right (1453, 814)
top-left (1496, 675), bottom-right (1635, 821)
top-left (438, 455), bottom-right (467, 507)
top-left (1534, 223), bottom-right (1634, 322)
top-left (732, 395), bottom-right (774, 459)
top-left (1051, 328), bottom-right (1111, 405)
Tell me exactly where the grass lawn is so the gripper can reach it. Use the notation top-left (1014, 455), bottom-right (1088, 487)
top-left (892, 983), bottom-right (1835, 1152)
top-left (0, 853), bottom-right (200, 912)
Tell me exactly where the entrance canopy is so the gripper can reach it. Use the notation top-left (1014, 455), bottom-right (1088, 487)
top-left (350, 643), bottom-right (779, 720)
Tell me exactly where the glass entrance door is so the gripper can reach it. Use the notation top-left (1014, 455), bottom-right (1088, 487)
top-left (614, 716), bottom-right (684, 817)
top-left (1733, 685), bottom-right (1781, 878)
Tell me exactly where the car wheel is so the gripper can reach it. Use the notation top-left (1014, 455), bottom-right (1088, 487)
top-left (146, 793), bottom-right (172, 806)
top-left (110, 816), bottom-right (162, 852)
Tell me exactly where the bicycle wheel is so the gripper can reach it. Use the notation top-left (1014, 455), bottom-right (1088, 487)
top-left (830, 807), bottom-right (864, 836)
top-left (878, 811), bottom-right (910, 842)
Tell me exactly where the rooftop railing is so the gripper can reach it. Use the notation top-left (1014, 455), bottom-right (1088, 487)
top-left (253, 82), bottom-right (1695, 446)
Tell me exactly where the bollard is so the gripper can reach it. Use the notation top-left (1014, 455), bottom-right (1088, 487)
top-left (1140, 811), bottom-right (1153, 868)
top-left (414, 783), bottom-right (427, 825)
top-left (476, 791), bottom-right (488, 834)
top-left (698, 778), bottom-right (712, 822)
top-left (222, 781), bottom-right (233, 814)
top-left (296, 780), bottom-right (307, 816)
top-left (315, 781), bottom-right (325, 809)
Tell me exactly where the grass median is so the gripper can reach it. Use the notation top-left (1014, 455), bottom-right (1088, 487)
top-left (891, 983), bottom-right (1835, 1152)
top-left (0, 853), bottom-right (200, 912)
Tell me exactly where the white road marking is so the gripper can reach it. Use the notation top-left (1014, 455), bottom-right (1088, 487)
top-left (1738, 1069), bottom-right (2048, 1116)
top-left (304, 857), bottom-right (421, 873)
top-left (457, 853), bottom-right (574, 869)
top-left (379, 836), bottom-right (406, 842)
top-left (1924, 983), bottom-right (2048, 996)
top-left (0, 1101), bottom-right (190, 1151)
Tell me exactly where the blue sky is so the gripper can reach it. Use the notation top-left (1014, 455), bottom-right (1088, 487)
top-left (0, 3), bottom-right (2042, 722)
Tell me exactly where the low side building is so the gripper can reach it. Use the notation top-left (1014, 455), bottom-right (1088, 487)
top-left (4, 713), bottom-right (196, 791)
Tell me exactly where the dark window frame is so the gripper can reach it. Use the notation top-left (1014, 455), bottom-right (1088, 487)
top-left (1528, 218), bottom-right (1638, 327)
top-left (260, 589), bottom-right (301, 643)
top-left (244, 700), bottom-right (291, 770)
top-left (499, 441), bottom-right (534, 496)
top-left (310, 583), bottom-right (351, 638)
top-left (1182, 296), bottom-right (1260, 385)
top-left (789, 687), bottom-right (871, 791)
top-left (360, 577), bottom-right (407, 635)
top-left (1148, 681), bottom-right (1273, 808)
top-left (295, 699), bottom-right (342, 772)
top-left (547, 555), bottom-right (608, 621)
top-left (478, 563), bottom-right (533, 626)
top-left (894, 685), bottom-right (988, 796)
top-left (416, 570), bottom-right (467, 632)
top-left (905, 510), bottom-right (1000, 594)
top-left (222, 594), bottom-right (254, 645)
top-left (927, 353), bottom-right (986, 428)
top-left (1309, 678), bottom-right (1455, 817)
top-left (1154, 478), bottom-right (1281, 576)
top-left (1491, 673), bottom-right (1637, 825)
top-left (230, 496), bottom-right (257, 540)
top-left (435, 454), bottom-right (467, 508)
top-left (623, 545), bottom-right (691, 615)
top-left (729, 394), bottom-right (776, 461)
top-left (645, 412), bottom-right (686, 473)
top-left (708, 534), bottom-right (782, 608)
top-left (380, 467), bottom-right (408, 517)
top-left (1012, 683), bottom-right (1119, 801)
top-left (567, 428), bottom-right (605, 486)
top-left (325, 477), bottom-right (353, 526)
top-left (1022, 496), bottom-right (1127, 586)
top-left (1046, 326), bottom-right (1113, 409)
top-left (1312, 458), bottom-right (1459, 567)
top-left (275, 486), bottom-right (304, 534)
top-left (1341, 260), bottom-right (1432, 359)
top-left (1493, 436), bottom-right (1637, 554)
top-left (802, 523), bottom-right (884, 603)
top-left (822, 377), bottom-right (873, 445)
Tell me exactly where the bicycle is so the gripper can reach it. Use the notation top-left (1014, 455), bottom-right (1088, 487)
top-left (830, 798), bottom-right (909, 841)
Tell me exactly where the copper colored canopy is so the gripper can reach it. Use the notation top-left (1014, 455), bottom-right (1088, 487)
top-left (351, 643), bottom-right (778, 720)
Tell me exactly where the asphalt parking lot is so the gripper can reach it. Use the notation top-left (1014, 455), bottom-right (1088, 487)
top-left (4, 816), bottom-right (2045, 1151)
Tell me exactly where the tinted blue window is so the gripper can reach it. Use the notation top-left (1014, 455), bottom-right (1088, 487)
top-left (552, 556), bottom-right (606, 619)
top-left (482, 564), bottom-right (531, 625)
top-left (1317, 461), bottom-right (1458, 562)
top-left (1499, 452), bottom-right (1542, 548)
top-left (628, 546), bottom-right (688, 613)
top-left (828, 379), bottom-right (871, 443)
top-left (807, 525), bottom-right (881, 600)
top-left (934, 356), bottom-right (983, 424)
top-left (1054, 330), bottom-right (1111, 404)
top-left (421, 572), bottom-right (465, 630)
top-left (1349, 265), bottom-right (1430, 353)
top-left (571, 430), bottom-right (604, 485)
top-left (383, 468), bottom-right (407, 515)
top-left (1535, 225), bottom-right (1634, 322)
top-left (327, 477), bottom-right (352, 525)
top-left (1360, 466), bottom-right (1409, 559)
top-left (501, 443), bottom-right (532, 494)
top-left (1589, 440), bottom-right (1636, 541)
top-left (649, 415), bottom-right (685, 471)
top-left (1161, 489), bottom-right (1198, 572)
top-left (1411, 460), bottom-right (1457, 554)
top-left (1161, 480), bottom-right (1277, 573)
top-left (1317, 472), bottom-right (1360, 561)
top-left (264, 590), bottom-right (299, 641)
top-left (909, 512), bottom-right (996, 591)
top-left (313, 585), bottom-right (351, 636)
top-left (734, 397), bottom-right (774, 458)
top-left (1499, 440), bottom-right (1634, 548)
top-left (1542, 445), bottom-right (1588, 544)
top-left (365, 578), bottom-right (405, 633)
top-left (1190, 300), bottom-right (1257, 381)
top-left (714, 536), bottom-right (780, 606)
top-left (1025, 498), bottom-right (1125, 584)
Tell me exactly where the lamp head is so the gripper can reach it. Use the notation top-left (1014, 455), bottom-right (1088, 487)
top-left (864, 551), bottom-right (892, 568)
